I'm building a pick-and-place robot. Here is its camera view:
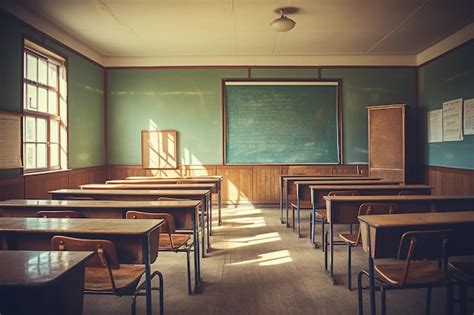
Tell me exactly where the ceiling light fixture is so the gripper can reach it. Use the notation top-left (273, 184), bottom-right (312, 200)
top-left (270, 10), bottom-right (296, 32)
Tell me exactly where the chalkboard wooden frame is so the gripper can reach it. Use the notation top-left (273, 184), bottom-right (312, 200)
top-left (222, 79), bottom-right (343, 165)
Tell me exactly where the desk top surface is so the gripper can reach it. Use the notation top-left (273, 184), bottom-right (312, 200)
top-left (296, 180), bottom-right (400, 186)
top-left (0, 217), bottom-right (164, 235)
top-left (80, 183), bottom-right (214, 190)
top-left (324, 195), bottom-right (474, 202)
top-left (359, 211), bottom-right (474, 228)
top-left (49, 189), bottom-right (210, 196)
top-left (0, 251), bottom-right (93, 287)
top-left (125, 176), bottom-right (222, 182)
top-left (0, 199), bottom-right (201, 209)
top-left (284, 176), bottom-right (376, 182)
top-left (311, 184), bottom-right (432, 190)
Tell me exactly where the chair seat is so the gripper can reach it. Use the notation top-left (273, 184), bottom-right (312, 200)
top-left (290, 202), bottom-right (312, 209)
top-left (85, 264), bottom-right (145, 294)
top-left (375, 261), bottom-right (445, 286)
top-left (315, 210), bottom-right (327, 218)
top-left (160, 234), bottom-right (191, 250)
top-left (339, 233), bottom-right (358, 246)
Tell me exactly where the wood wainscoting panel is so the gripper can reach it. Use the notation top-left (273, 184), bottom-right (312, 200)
top-left (0, 176), bottom-right (24, 201)
top-left (107, 165), bottom-right (218, 180)
top-left (216, 165), bottom-right (253, 204)
top-left (68, 166), bottom-right (107, 188)
top-left (24, 171), bottom-right (70, 199)
top-left (426, 166), bottom-right (474, 195)
top-left (252, 166), bottom-right (282, 204)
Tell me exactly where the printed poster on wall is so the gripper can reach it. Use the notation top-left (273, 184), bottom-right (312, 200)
top-left (464, 98), bottom-right (474, 135)
top-left (443, 98), bottom-right (463, 141)
top-left (427, 109), bottom-right (443, 143)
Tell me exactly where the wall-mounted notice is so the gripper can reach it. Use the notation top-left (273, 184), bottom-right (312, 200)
top-left (443, 98), bottom-right (463, 141)
top-left (464, 98), bottom-right (474, 135)
top-left (427, 109), bottom-right (443, 143)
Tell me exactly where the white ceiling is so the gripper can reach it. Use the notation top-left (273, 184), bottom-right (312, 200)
top-left (2, 0), bottom-right (473, 65)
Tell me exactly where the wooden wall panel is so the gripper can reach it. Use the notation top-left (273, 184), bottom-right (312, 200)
top-left (426, 166), bottom-right (474, 196)
top-left (0, 176), bottom-right (24, 201)
top-left (107, 164), bottom-right (368, 204)
top-left (24, 171), bottom-right (70, 199)
top-left (68, 166), bottom-right (107, 188)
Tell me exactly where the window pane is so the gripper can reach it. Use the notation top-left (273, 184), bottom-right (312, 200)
top-left (37, 118), bottom-right (47, 142)
top-left (25, 116), bottom-right (36, 141)
top-left (27, 84), bottom-right (37, 109)
top-left (48, 63), bottom-right (58, 88)
top-left (38, 87), bottom-right (48, 113)
top-left (38, 59), bottom-right (47, 85)
top-left (48, 90), bottom-right (58, 115)
top-left (50, 143), bottom-right (59, 167)
top-left (37, 143), bottom-right (47, 168)
top-left (26, 54), bottom-right (37, 81)
top-left (25, 143), bottom-right (36, 169)
top-left (50, 119), bottom-right (59, 143)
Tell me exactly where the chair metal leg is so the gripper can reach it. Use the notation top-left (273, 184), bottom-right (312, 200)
top-left (186, 247), bottom-right (192, 294)
top-left (347, 245), bottom-right (352, 291)
top-left (358, 271), bottom-right (365, 315)
top-left (321, 219), bottom-right (326, 252)
top-left (292, 206), bottom-right (295, 230)
top-left (324, 230), bottom-right (329, 270)
top-left (381, 287), bottom-right (387, 315)
top-left (157, 271), bottom-right (164, 315)
top-left (131, 296), bottom-right (137, 315)
top-left (425, 287), bottom-right (432, 315)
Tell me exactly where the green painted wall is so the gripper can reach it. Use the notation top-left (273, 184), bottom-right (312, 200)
top-left (251, 68), bottom-right (318, 79)
top-left (107, 68), bottom-right (248, 165)
top-left (0, 10), bottom-right (105, 173)
top-left (418, 41), bottom-right (474, 169)
top-left (321, 68), bottom-right (417, 167)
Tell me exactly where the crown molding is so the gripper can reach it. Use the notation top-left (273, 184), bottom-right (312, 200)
top-left (416, 23), bottom-right (474, 66)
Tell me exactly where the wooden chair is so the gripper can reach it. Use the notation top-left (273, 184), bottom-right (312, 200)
top-left (358, 229), bottom-right (451, 315)
top-left (51, 235), bottom-right (164, 315)
top-left (339, 203), bottom-right (397, 290)
top-left (317, 190), bottom-right (359, 251)
top-left (448, 260), bottom-right (474, 314)
top-left (157, 197), bottom-right (196, 234)
top-left (36, 210), bottom-right (81, 218)
top-left (126, 210), bottom-right (193, 294)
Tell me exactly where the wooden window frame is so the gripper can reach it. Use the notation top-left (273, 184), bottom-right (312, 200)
top-left (22, 41), bottom-right (67, 173)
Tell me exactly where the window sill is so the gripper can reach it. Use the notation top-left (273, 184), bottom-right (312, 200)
top-left (23, 169), bottom-right (71, 177)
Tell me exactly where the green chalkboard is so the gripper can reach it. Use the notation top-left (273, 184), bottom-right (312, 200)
top-left (224, 82), bottom-right (340, 164)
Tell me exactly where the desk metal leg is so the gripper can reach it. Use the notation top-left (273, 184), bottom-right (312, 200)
top-left (297, 198), bottom-right (301, 238)
top-left (193, 212), bottom-right (201, 291)
top-left (207, 194), bottom-right (211, 249)
top-left (218, 190), bottom-right (222, 226)
top-left (324, 222), bottom-right (336, 285)
top-left (280, 182), bottom-right (284, 224)
top-left (201, 202), bottom-right (206, 258)
top-left (208, 194), bottom-right (213, 236)
top-left (285, 183), bottom-right (290, 228)
top-left (368, 236), bottom-right (376, 315)
top-left (143, 236), bottom-right (153, 315)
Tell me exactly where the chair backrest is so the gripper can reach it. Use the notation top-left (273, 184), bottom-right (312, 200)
top-left (396, 229), bottom-right (450, 286)
top-left (51, 235), bottom-right (120, 269)
top-left (126, 210), bottom-right (175, 234)
top-left (36, 210), bottom-right (81, 218)
top-left (328, 190), bottom-right (359, 196)
top-left (398, 190), bottom-right (421, 196)
top-left (358, 203), bottom-right (397, 216)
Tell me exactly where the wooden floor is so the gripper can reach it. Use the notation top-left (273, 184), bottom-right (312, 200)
top-left (84, 206), bottom-right (470, 315)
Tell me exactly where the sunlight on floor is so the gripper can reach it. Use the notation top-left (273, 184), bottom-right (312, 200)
top-left (227, 250), bottom-right (293, 267)
top-left (212, 232), bottom-right (281, 249)
top-left (218, 216), bottom-right (267, 229)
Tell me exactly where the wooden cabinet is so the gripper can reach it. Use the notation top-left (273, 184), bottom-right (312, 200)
top-left (368, 104), bottom-right (406, 183)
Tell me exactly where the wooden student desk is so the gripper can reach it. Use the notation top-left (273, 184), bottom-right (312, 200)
top-left (359, 211), bottom-right (474, 315)
top-left (280, 176), bottom-right (378, 225)
top-left (322, 194), bottom-right (474, 285)
top-left (49, 188), bottom-right (212, 256)
top-left (0, 250), bottom-right (93, 315)
top-left (108, 177), bottom-right (224, 226)
top-left (0, 199), bottom-right (203, 291)
top-left (80, 182), bottom-right (216, 235)
top-left (0, 217), bottom-right (163, 315)
top-left (290, 180), bottom-right (400, 231)
top-left (298, 184), bottom-right (432, 239)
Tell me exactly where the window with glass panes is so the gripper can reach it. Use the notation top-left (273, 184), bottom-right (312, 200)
top-left (23, 42), bottom-right (67, 172)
